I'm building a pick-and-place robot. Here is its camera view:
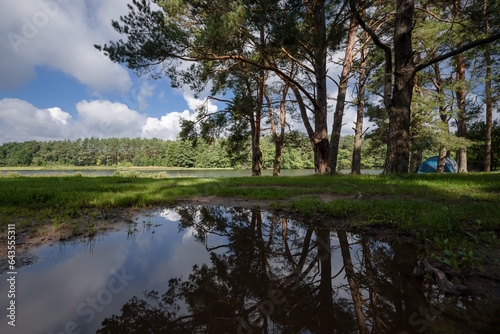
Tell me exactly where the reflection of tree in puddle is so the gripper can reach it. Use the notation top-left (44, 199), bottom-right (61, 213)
top-left (97, 206), bottom-right (499, 333)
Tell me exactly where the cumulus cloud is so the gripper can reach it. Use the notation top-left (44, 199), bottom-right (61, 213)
top-left (137, 91), bottom-right (221, 140)
top-left (75, 99), bottom-right (146, 138)
top-left (142, 110), bottom-right (193, 140)
top-left (0, 0), bottom-right (132, 92)
top-left (183, 92), bottom-right (218, 114)
top-left (0, 94), bottom-right (372, 145)
top-left (47, 107), bottom-right (71, 125)
top-left (0, 98), bottom-right (73, 142)
top-left (159, 209), bottom-right (181, 222)
top-left (0, 97), bottom-right (195, 143)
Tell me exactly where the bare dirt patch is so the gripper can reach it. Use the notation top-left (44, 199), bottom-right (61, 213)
top-left (183, 193), bottom-right (353, 208)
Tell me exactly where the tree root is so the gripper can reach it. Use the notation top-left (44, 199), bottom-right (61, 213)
top-left (423, 257), bottom-right (470, 295)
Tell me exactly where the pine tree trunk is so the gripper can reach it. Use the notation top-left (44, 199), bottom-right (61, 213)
top-left (455, 52), bottom-right (467, 173)
top-left (312, 0), bottom-right (331, 175)
top-left (384, 0), bottom-right (415, 174)
top-left (410, 148), bottom-right (422, 173)
top-left (317, 229), bottom-right (335, 333)
top-left (484, 1), bottom-right (492, 172)
top-left (290, 79), bottom-right (330, 174)
top-left (251, 131), bottom-right (262, 176)
top-left (434, 62), bottom-right (450, 173)
top-left (351, 44), bottom-right (367, 175)
top-left (313, 139), bottom-right (331, 174)
top-left (248, 92), bottom-right (262, 176)
top-left (338, 231), bottom-right (369, 333)
top-left (484, 50), bottom-right (492, 172)
top-left (273, 143), bottom-right (282, 177)
top-left (331, 16), bottom-right (358, 172)
top-left (250, 96), bottom-right (263, 177)
top-left (244, 59), bottom-right (265, 176)
top-left (266, 79), bottom-right (290, 177)
top-left (437, 146), bottom-right (447, 173)
top-left (454, 0), bottom-right (468, 173)
top-left (273, 102), bottom-right (286, 177)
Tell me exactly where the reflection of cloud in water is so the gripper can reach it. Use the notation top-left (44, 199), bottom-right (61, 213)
top-left (143, 227), bottom-right (211, 290)
top-left (160, 209), bottom-right (181, 222)
top-left (181, 226), bottom-right (197, 243)
top-left (143, 208), bottom-right (230, 290)
top-left (3, 243), bottom-right (128, 334)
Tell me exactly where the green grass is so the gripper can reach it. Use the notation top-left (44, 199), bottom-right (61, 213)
top-left (1, 172), bottom-right (499, 270)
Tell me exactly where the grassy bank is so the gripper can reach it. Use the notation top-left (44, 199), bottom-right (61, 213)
top-left (1, 172), bottom-right (499, 271)
top-left (0, 166), bottom-right (233, 171)
top-left (0, 166), bottom-right (117, 171)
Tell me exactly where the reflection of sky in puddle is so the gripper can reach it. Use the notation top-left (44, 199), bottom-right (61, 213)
top-left (2, 206), bottom-right (495, 333)
top-left (0, 208), bottom-right (224, 334)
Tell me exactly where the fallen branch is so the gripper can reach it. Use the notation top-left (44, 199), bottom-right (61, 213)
top-left (423, 257), bottom-right (469, 295)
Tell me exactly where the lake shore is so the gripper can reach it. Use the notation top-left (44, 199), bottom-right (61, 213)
top-left (1, 172), bottom-right (499, 290)
top-left (0, 166), bottom-right (318, 177)
top-left (0, 167), bottom-right (382, 178)
top-left (0, 165), bottom-right (233, 172)
top-left (0, 166), bottom-right (235, 171)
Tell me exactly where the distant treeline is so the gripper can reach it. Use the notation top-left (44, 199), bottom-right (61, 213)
top-left (0, 134), bottom-right (387, 170)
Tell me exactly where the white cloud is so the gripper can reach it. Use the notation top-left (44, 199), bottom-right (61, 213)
top-left (142, 110), bottom-right (193, 140)
top-left (47, 107), bottom-right (71, 125)
top-left (0, 98), bottom-right (195, 143)
top-left (0, 98), bottom-right (73, 142)
top-left (0, 0), bottom-right (132, 92)
top-left (0, 93), bottom-right (376, 145)
top-left (181, 226), bottom-right (197, 243)
top-left (76, 99), bottom-right (146, 138)
top-left (159, 209), bottom-right (181, 222)
top-left (138, 91), bottom-right (220, 140)
top-left (183, 92), bottom-right (218, 114)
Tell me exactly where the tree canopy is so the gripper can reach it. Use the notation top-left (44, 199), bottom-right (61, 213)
top-left (93, 0), bottom-right (500, 174)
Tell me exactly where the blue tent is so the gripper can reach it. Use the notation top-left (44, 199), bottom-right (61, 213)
top-left (417, 156), bottom-right (459, 173)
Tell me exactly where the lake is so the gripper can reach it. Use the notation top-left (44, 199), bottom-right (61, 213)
top-left (1, 205), bottom-right (497, 333)
top-left (0, 168), bottom-right (383, 177)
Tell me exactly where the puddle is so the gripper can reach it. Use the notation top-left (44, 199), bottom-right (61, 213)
top-left (1, 206), bottom-right (499, 333)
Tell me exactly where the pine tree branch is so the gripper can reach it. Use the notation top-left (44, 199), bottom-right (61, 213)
top-left (349, 1), bottom-right (391, 53)
top-left (414, 33), bottom-right (500, 73)
top-left (349, 0), bottom-right (393, 110)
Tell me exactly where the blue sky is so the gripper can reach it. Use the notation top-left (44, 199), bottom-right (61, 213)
top-left (0, 0), bottom-right (372, 145)
top-left (0, 65), bottom-right (195, 124)
top-left (0, 0), bottom-right (223, 144)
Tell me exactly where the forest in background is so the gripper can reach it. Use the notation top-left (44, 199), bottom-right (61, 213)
top-left (0, 134), bottom-right (379, 170)
top-left (1, 119), bottom-right (497, 170)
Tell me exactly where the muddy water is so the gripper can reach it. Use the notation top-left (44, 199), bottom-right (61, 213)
top-left (1, 206), bottom-right (498, 334)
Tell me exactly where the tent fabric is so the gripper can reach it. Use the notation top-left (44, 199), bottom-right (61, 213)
top-left (417, 156), bottom-right (459, 173)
